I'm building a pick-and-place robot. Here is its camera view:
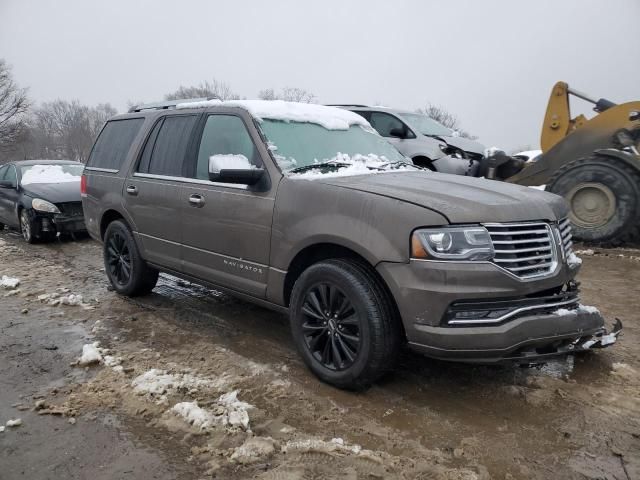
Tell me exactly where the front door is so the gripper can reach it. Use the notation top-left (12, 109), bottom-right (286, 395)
top-left (0, 165), bottom-right (20, 227)
top-left (124, 114), bottom-right (199, 272)
top-left (180, 113), bottom-right (276, 298)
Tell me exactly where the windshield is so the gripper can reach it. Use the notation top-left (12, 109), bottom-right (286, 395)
top-left (398, 113), bottom-right (453, 137)
top-left (259, 120), bottom-right (409, 173)
top-left (20, 164), bottom-right (83, 185)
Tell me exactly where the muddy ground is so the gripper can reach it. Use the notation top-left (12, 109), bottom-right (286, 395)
top-left (0, 230), bottom-right (638, 480)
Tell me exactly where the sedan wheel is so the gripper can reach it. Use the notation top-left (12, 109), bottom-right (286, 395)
top-left (20, 210), bottom-right (34, 244)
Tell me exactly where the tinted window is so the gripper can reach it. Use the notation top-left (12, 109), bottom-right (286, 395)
top-left (140, 115), bottom-right (198, 177)
top-left (352, 111), bottom-right (371, 121)
top-left (194, 115), bottom-right (260, 180)
top-left (137, 119), bottom-right (164, 174)
top-left (369, 112), bottom-right (405, 137)
top-left (88, 118), bottom-right (144, 170)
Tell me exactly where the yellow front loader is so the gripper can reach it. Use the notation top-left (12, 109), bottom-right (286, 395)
top-left (492, 82), bottom-right (640, 245)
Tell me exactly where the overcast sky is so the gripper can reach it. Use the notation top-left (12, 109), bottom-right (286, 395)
top-left (1, 0), bottom-right (638, 150)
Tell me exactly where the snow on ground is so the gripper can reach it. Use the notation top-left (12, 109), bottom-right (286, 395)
top-left (20, 165), bottom-right (79, 185)
top-left (6, 419), bottom-right (22, 427)
top-left (209, 154), bottom-right (254, 171)
top-left (77, 342), bottom-right (103, 366)
top-left (177, 99), bottom-right (368, 130)
top-left (575, 249), bottom-right (595, 256)
top-left (131, 368), bottom-right (221, 403)
top-left (230, 436), bottom-right (276, 464)
top-left (0, 275), bottom-right (20, 289)
top-left (167, 391), bottom-right (254, 431)
top-left (37, 290), bottom-right (93, 309)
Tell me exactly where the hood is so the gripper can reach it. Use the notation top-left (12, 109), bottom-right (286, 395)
top-left (434, 135), bottom-right (485, 156)
top-left (21, 181), bottom-right (81, 204)
top-left (314, 171), bottom-right (568, 224)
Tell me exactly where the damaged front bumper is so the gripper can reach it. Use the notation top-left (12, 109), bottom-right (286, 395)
top-left (30, 210), bottom-right (86, 237)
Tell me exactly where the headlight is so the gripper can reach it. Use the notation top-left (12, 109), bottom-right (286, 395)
top-left (411, 226), bottom-right (494, 261)
top-left (32, 198), bottom-right (60, 213)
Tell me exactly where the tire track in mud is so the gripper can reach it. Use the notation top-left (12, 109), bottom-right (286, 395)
top-left (2, 232), bottom-right (639, 479)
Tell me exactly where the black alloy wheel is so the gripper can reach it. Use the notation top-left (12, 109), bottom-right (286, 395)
top-left (301, 282), bottom-right (361, 371)
top-left (106, 230), bottom-right (132, 286)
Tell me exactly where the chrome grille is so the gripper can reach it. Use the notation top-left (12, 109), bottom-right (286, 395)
top-left (559, 217), bottom-right (573, 258)
top-left (485, 222), bottom-right (557, 279)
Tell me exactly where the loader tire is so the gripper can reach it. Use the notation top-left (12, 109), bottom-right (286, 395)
top-left (547, 155), bottom-right (640, 246)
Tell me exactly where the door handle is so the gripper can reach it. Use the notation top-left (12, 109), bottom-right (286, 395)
top-left (126, 185), bottom-right (138, 196)
top-left (188, 194), bottom-right (205, 207)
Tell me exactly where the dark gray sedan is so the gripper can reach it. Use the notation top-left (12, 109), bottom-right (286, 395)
top-left (0, 160), bottom-right (86, 243)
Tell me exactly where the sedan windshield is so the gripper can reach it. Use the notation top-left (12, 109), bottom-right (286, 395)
top-left (20, 164), bottom-right (83, 185)
top-left (398, 113), bottom-right (453, 137)
top-left (259, 120), bottom-right (410, 173)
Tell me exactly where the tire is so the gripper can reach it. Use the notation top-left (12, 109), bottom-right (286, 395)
top-left (103, 220), bottom-right (159, 296)
top-left (20, 209), bottom-right (36, 244)
top-left (547, 155), bottom-right (640, 245)
top-left (289, 258), bottom-right (401, 390)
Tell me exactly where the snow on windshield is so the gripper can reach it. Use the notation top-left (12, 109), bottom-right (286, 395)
top-left (209, 154), bottom-right (254, 171)
top-left (21, 165), bottom-right (82, 185)
top-left (177, 99), bottom-right (368, 130)
top-left (291, 153), bottom-right (415, 180)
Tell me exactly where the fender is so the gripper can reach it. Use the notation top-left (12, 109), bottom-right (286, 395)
top-left (593, 148), bottom-right (640, 172)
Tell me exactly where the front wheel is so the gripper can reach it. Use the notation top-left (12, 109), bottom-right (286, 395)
top-left (547, 156), bottom-right (640, 245)
top-left (20, 209), bottom-right (36, 244)
top-left (289, 259), bottom-right (401, 390)
top-left (103, 220), bottom-right (159, 296)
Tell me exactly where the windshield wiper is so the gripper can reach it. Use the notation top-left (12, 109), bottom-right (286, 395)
top-left (288, 160), bottom-right (353, 174)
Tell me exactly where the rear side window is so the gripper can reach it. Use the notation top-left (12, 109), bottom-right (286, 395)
top-left (87, 118), bottom-right (144, 170)
top-left (138, 115), bottom-right (198, 177)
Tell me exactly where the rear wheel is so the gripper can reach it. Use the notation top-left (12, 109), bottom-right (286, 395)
top-left (289, 259), bottom-right (401, 390)
top-left (104, 220), bottom-right (159, 296)
top-left (547, 156), bottom-right (640, 245)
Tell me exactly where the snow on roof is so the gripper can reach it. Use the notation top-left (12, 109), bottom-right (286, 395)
top-left (176, 99), bottom-right (369, 130)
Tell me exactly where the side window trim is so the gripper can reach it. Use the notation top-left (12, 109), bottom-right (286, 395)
top-left (7, 165), bottom-right (18, 187)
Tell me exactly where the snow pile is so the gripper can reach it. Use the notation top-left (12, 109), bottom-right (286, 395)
top-left (77, 342), bottom-right (103, 366)
top-left (0, 276), bottom-right (20, 289)
top-left (283, 437), bottom-right (372, 456)
top-left (292, 153), bottom-right (413, 179)
top-left (567, 252), bottom-right (582, 268)
top-left (171, 402), bottom-right (219, 431)
top-left (209, 154), bottom-right (254, 172)
top-left (37, 291), bottom-right (93, 309)
top-left (230, 436), bottom-right (276, 464)
top-left (177, 99), bottom-right (369, 130)
top-left (131, 369), bottom-right (218, 402)
top-left (6, 419), bottom-right (22, 427)
top-left (552, 304), bottom-right (600, 316)
top-left (553, 308), bottom-right (576, 316)
top-left (21, 165), bottom-right (80, 185)
top-left (167, 391), bottom-right (254, 431)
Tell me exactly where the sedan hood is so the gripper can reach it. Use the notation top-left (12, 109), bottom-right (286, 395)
top-left (21, 181), bottom-right (81, 204)
top-left (437, 135), bottom-right (485, 156)
top-left (315, 171), bottom-right (568, 224)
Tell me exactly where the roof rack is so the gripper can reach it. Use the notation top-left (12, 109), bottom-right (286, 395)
top-left (128, 97), bottom-right (211, 113)
top-left (324, 104), bottom-right (369, 108)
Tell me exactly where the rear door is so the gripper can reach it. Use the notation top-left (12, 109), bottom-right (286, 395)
top-left (179, 112), bottom-right (276, 297)
top-left (124, 114), bottom-right (200, 272)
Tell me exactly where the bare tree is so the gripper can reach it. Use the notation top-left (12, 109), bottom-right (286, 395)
top-left (417, 103), bottom-right (476, 139)
top-left (165, 79), bottom-right (240, 101)
top-left (0, 60), bottom-right (30, 158)
top-left (258, 86), bottom-right (315, 103)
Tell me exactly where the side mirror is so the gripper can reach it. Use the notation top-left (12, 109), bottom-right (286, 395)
top-left (0, 181), bottom-right (14, 189)
top-left (389, 127), bottom-right (407, 139)
top-left (208, 155), bottom-right (264, 185)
